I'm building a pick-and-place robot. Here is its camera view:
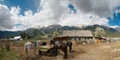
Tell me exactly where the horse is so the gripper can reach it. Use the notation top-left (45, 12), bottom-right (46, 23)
top-left (67, 41), bottom-right (73, 52)
top-left (24, 41), bottom-right (40, 57)
top-left (50, 40), bottom-right (72, 59)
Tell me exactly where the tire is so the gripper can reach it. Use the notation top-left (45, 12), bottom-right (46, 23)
top-left (38, 50), bottom-right (42, 56)
top-left (47, 48), bottom-right (58, 56)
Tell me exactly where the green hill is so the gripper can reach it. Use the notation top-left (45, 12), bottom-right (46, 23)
top-left (0, 24), bottom-right (120, 39)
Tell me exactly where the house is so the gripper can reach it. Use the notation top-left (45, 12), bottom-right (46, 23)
top-left (62, 30), bottom-right (95, 44)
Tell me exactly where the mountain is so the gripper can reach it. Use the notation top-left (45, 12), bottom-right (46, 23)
top-left (83, 25), bottom-right (118, 32)
top-left (83, 25), bottom-right (120, 37)
top-left (24, 24), bottom-right (120, 38)
top-left (0, 24), bottom-right (120, 39)
top-left (0, 31), bottom-right (21, 39)
top-left (115, 27), bottom-right (120, 32)
top-left (25, 24), bottom-right (82, 39)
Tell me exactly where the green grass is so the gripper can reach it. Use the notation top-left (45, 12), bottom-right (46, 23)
top-left (0, 47), bottom-right (17, 60)
top-left (11, 39), bottom-right (50, 47)
top-left (0, 39), bottom-right (50, 60)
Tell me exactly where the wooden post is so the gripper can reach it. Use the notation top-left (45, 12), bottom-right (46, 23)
top-left (0, 41), bottom-right (4, 57)
top-left (5, 40), bottom-right (11, 51)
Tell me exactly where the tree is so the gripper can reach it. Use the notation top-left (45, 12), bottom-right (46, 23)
top-left (20, 31), bottom-right (26, 39)
top-left (40, 31), bottom-right (49, 40)
top-left (95, 27), bottom-right (105, 37)
top-left (52, 31), bottom-right (59, 38)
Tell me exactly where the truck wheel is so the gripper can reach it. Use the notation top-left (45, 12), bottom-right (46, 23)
top-left (38, 50), bottom-right (42, 56)
top-left (48, 48), bottom-right (58, 56)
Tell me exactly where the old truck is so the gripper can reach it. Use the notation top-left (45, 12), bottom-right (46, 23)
top-left (38, 41), bottom-right (58, 56)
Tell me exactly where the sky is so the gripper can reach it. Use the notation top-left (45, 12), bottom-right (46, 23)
top-left (0, 0), bottom-right (120, 31)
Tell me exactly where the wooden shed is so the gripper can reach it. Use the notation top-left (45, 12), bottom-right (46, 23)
top-left (62, 30), bottom-right (95, 44)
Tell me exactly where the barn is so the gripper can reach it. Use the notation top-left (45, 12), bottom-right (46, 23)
top-left (62, 30), bottom-right (95, 44)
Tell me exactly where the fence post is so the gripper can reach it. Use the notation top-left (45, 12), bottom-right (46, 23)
top-left (0, 41), bottom-right (4, 58)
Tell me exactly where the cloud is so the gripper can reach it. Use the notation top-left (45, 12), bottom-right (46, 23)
top-left (0, 0), bottom-right (120, 31)
top-left (109, 25), bottom-right (118, 28)
top-left (10, 0), bottom-right (117, 30)
top-left (0, 4), bottom-right (14, 30)
top-left (59, 11), bottom-right (109, 26)
top-left (10, 6), bottom-right (29, 31)
top-left (12, 0), bottom-right (69, 30)
top-left (39, 0), bottom-right (69, 22)
top-left (69, 0), bottom-right (120, 17)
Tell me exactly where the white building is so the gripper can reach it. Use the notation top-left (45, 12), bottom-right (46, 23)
top-left (13, 36), bottom-right (23, 40)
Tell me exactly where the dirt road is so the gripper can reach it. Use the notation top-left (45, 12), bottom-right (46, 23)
top-left (73, 44), bottom-right (112, 60)
top-left (72, 41), bottom-right (120, 60)
top-left (11, 41), bottom-right (120, 60)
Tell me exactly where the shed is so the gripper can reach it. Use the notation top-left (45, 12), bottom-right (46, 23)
top-left (62, 30), bottom-right (95, 44)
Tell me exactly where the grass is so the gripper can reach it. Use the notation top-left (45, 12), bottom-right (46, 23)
top-left (0, 39), bottom-right (50, 60)
top-left (0, 45), bottom-right (17, 60)
top-left (11, 39), bottom-right (50, 47)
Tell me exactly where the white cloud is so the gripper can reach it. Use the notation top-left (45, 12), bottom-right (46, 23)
top-left (59, 11), bottom-right (109, 26)
top-left (10, 6), bottom-right (21, 24)
top-left (0, 4), bottom-right (14, 30)
top-left (69, 0), bottom-right (120, 17)
top-left (11, 0), bottom-right (70, 31)
top-left (0, 0), bottom-right (120, 31)
top-left (38, 0), bottom-right (69, 23)
top-left (109, 25), bottom-right (119, 28)
top-left (17, 0), bottom-right (109, 29)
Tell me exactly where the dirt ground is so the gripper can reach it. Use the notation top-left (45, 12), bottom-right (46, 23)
top-left (11, 41), bottom-right (120, 60)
